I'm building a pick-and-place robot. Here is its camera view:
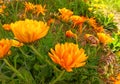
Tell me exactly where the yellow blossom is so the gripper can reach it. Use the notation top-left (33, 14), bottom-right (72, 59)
top-left (58, 8), bottom-right (73, 22)
top-left (11, 19), bottom-right (49, 43)
top-left (88, 8), bottom-right (93, 12)
top-left (97, 33), bottom-right (113, 45)
top-left (48, 42), bottom-right (88, 72)
top-left (0, 39), bottom-right (12, 59)
top-left (11, 39), bottom-right (23, 47)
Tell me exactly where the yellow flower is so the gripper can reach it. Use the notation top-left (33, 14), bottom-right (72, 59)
top-left (24, 2), bottom-right (35, 12)
top-left (11, 39), bottom-right (23, 47)
top-left (11, 19), bottom-right (49, 43)
top-left (34, 4), bottom-right (46, 16)
top-left (0, 39), bottom-right (12, 59)
top-left (58, 8), bottom-right (73, 22)
top-left (97, 33), bottom-right (113, 45)
top-left (48, 42), bottom-right (88, 72)
top-left (108, 13), bottom-right (114, 18)
top-left (66, 30), bottom-right (77, 38)
top-left (2, 24), bottom-right (11, 31)
top-left (0, 8), bottom-right (3, 14)
top-left (88, 8), bottom-right (93, 12)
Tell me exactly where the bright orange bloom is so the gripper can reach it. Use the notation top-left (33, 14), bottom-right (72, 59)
top-left (34, 4), bottom-right (46, 16)
top-left (24, 2), bottom-right (35, 12)
top-left (66, 30), bottom-right (77, 38)
top-left (47, 18), bottom-right (55, 26)
top-left (58, 8), bottom-right (73, 22)
top-left (11, 19), bottom-right (49, 43)
top-left (0, 39), bottom-right (12, 59)
top-left (110, 73), bottom-right (120, 84)
top-left (48, 42), bottom-right (88, 72)
top-left (97, 33), bottom-right (113, 45)
top-left (88, 18), bottom-right (104, 32)
top-left (70, 15), bottom-right (87, 33)
top-left (2, 24), bottom-right (11, 31)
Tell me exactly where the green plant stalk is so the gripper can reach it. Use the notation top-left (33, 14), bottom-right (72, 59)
top-left (3, 58), bottom-right (24, 79)
top-left (49, 70), bottom-right (65, 84)
top-left (29, 45), bottom-right (60, 72)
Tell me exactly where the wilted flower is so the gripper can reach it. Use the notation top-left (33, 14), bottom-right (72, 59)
top-left (84, 34), bottom-right (99, 46)
top-left (11, 19), bottom-right (49, 43)
top-left (2, 24), bottom-right (11, 31)
top-left (66, 30), bottom-right (77, 38)
top-left (0, 39), bottom-right (12, 59)
top-left (34, 4), bottom-right (46, 16)
top-left (48, 42), bottom-right (88, 72)
top-left (58, 8), bottom-right (73, 22)
top-left (97, 33), bottom-right (113, 45)
top-left (47, 18), bottom-right (55, 26)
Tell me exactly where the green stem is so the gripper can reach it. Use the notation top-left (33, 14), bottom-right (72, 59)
top-left (29, 45), bottom-right (60, 72)
top-left (29, 45), bottom-right (44, 60)
top-left (49, 70), bottom-right (65, 84)
top-left (3, 58), bottom-right (24, 79)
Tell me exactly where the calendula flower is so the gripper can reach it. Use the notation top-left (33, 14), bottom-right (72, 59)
top-left (58, 8), bottom-right (73, 22)
top-left (2, 24), bottom-right (11, 31)
top-left (66, 30), bottom-right (77, 38)
top-left (34, 4), bottom-right (46, 16)
top-left (88, 17), bottom-right (97, 28)
top-left (0, 8), bottom-right (3, 14)
top-left (110, 73), bottom-right (120, 84)
top-left (11, 19), bottom-right (49, 43)
top-left (70, 15), bottom-right (87, 33)
top-left (11, 39), bottom-right (23, 47)
top-left (48, 42), bottom-right (88, 72)
top-left (108, 13), bottom-right (114, 18)
top-left (47, 18), bottom-right (55, 26)
top-left (0, 39), bottom-right (12, 59)
top-left (97, 33), bottom-right (113, 45)
top-left (24, 2), bottom-right (35, 13)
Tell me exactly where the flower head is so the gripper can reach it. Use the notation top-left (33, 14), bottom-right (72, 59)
top-left (2, 24), bottom-right (11, 31)
top-left (66, 30), bottom-right (77, 38)
top-left (11, 19), bottom-right (49, 43)
top-left (97, 33), bottom-right (113, 45)
top-left (34, 4), bottom-right (46, 16)
top-left (24, 2), bottom-right (35, 12)
top-left (58, 8), bottom-right (73, 22)
top-left (0, 39), bottom-right (12, 59)
top-left (48, 42), bottom-right (88, 72)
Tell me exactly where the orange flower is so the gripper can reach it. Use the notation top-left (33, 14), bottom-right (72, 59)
top-left (48, 42), bottom-right (88, 72)
top-left (66, 30), bottom-right (77, 38)
top-left (0, 39), bottom-right (12, 59)
top-left (70, 15), bottom-right (87, 33)
top-left (34, 4), bottom-right (46, 16)
top-left (11, 19), bottom-right (49, 43)
top-left (110, 73), bottom-right (120, 84)
top-left (2, 24), bottom-right (11, 31)
top-left (47, 18), bottom-right (55, 26)
top-left (58, 8), bottom-right (73, 22)
top-left (24, 2), bottom-right (35, 12)
top-left (97, 33), bottom-right (113, 45)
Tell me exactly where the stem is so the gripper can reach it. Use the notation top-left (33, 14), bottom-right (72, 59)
top-left (49, 70), bottom-right (65, 84)
top-left (3, 58), bottom-right (24, 79)
top-left (29, 45), bottom-right (44, 60)
top-left (29, 45), bottom-right (60, 72)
